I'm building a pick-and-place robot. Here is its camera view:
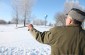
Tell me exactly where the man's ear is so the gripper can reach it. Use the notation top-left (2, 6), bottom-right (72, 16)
top-left (69, 18), bottom-right (73, 24)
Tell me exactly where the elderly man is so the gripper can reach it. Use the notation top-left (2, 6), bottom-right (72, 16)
top-left (28, 8), bottom-right (85, 55)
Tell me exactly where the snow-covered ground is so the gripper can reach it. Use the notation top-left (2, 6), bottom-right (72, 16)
top-left (0, 24), bottom-right (51, 55)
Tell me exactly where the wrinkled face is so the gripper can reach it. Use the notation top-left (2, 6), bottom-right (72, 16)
top-left (66, 15), bottom-right (72, 26)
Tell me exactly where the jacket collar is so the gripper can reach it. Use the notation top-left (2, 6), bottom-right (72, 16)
top-left (66, 24), bottom-right (81, 27)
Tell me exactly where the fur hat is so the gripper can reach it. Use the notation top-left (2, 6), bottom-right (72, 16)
top-left (67, 8), bottom-right (85, 22)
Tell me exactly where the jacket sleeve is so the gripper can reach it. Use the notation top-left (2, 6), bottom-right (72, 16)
top-left (29, 28), bottom-right (54, 45)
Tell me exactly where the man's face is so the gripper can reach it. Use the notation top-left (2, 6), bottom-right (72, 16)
top-left (66, 15), bottom-right (72, 26)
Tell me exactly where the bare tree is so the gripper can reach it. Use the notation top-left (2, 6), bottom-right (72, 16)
top-left (54, 12), bottom-right (66, 26)
top-left (11, 0), bottom-right (20, 27)
top-left (64, 0), bottom-right (82, 14)
top-left (11, 0), bottom-right (35, 27)
top-left (20, 0), bottom-right (33, 26)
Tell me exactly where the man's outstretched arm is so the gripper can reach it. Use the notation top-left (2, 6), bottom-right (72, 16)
top-left (28, 24), bottom-right (53, 45)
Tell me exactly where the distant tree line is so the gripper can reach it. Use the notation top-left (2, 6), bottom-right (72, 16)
top-left (0, 19), bottom-right (17, 24)
top-left (0, 20), bottom-right (7, 24)
top-left (0, 20), bottom-right (13, 24)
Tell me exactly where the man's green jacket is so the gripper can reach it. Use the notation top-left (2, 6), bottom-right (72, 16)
top-left (29, 25), bottom-right (85, 55)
